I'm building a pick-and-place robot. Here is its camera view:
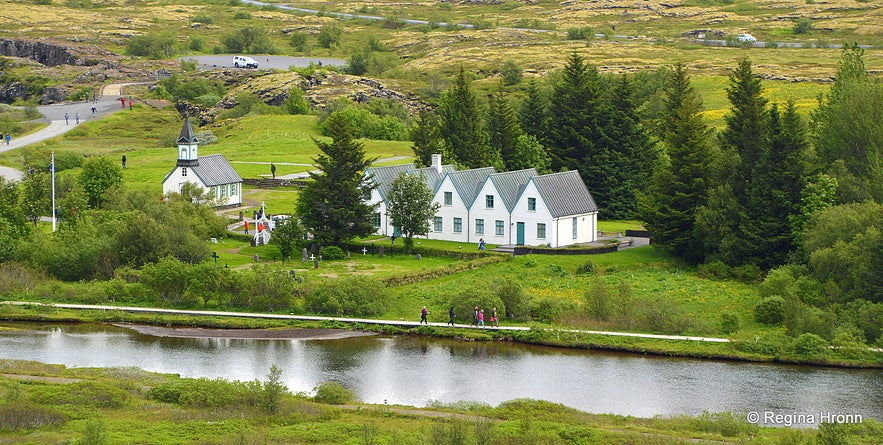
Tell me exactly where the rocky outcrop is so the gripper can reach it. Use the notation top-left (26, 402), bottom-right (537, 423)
top-left (0, 38), bottom-right (117, 67)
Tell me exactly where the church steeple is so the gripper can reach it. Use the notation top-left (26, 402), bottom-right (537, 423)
top-left (176, 116), bottom-right (199, 167)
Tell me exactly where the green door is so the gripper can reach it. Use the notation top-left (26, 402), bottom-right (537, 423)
top-left (516, 222), bottom-right (525, 245)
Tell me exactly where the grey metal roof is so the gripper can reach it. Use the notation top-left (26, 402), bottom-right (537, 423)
top-left (531, 170), bottom-right (598, 218)
top-left (176, 116), bottom-right (198, 144)
top-left (489, 168), bottom-right (537, 211)
top-left (366, 164), bottom-right (415, 200)
top-left (191, 154), bottom-right (242, 186)
top-left (447, 167), bottom-right (496, 208)
top-left (412, 165), bottom-right (456, 192)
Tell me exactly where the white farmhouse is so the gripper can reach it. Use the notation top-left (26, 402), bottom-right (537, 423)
top-left (161, 117), bottom-right (243, 207)
top-left (365, 154), bottom-right (598, 247)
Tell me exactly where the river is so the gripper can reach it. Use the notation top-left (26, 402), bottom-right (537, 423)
top-left (0, 322), bottom-right (879, 426)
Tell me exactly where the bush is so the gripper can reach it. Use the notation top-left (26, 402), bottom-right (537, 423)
top-left (317, 22), bottom-right (343, 48)
top-left (501, 60), bottom-right (523, 85)
top-left (233, 11), bottom-right (251, 19)
top-left (304, 277), bottom-right (388, 316)
top-left (495, 279), bottom-right (528, 319)
top-left (192, 14), bottom-right (214, 24)
top-left (691, 411), bottom-right (759, 437)
top-left (320, 246), bottom-right (346, 260)
top-left (566, 26), bottom-right (594, 40)
top-left (0, 402), bottom-right (65, 431)
top-left (720, 312), bottom-right (741, 334)
top-left (529, 295), bottom-right (575, 324)
top-left (734, 330), bottom-right (791, 355)
top-left (575, 260), bottom-right (595, 275)
top-left (791, 333), bottom-right (828, 357)
top-left (126, 32), bottom-right (175, 59)
top-left (31, 382), bottom-right (128, 408)
top-left (793, 18), bottom-right (814, 35)
top-left (754, 296), bottom-right (786, 324)
top-left (313, 382), bottom-right (353, 405)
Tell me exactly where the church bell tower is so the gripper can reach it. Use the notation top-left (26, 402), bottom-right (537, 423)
top-left (176, 116), bottom-right (199, 167)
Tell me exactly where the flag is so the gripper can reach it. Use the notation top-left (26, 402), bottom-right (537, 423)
top-left (49, 161), bottom-right (54, 173)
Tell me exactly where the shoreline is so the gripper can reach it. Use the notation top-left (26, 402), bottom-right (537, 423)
top-left (115, 323), bottom-right (377, 340)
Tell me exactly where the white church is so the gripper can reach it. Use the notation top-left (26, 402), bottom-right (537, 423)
top-left (365, 154), bottom-right (599, 247)
top-left (162, 117), bottom-right (243, 207)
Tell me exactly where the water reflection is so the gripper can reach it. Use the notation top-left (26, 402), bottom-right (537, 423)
top-left (0, 322), bottom-right (879, 424)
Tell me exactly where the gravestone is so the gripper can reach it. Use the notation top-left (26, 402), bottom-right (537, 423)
top-left (379, 246), bottom-right (384, 258)
top-left (415, 254), bottom-right (422, 260)
top-left (313, 259), bottom-right (319, 269)
top-left (253, 254), bottom-right (259, 262)
top-left (302, 248), bottom-right (308, 262)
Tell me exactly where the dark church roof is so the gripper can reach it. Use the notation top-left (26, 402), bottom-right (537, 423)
top-left (190, 154), bottom-right (243, 187)
top-left (176, 116), bottom-right (199, 144)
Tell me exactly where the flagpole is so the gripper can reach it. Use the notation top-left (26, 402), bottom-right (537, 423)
top-left (51, 151), bottom-right (56, 232)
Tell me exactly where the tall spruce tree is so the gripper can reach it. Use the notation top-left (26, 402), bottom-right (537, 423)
top-left (811, 42), bottom-right (883, 202)
top-left (410, 110), bottom-right (443, 168)
top-left (296, 114), bottom-right (377, 247)
top-left (547, 53), bottom-right (600, 172)
top-left (743, 101), bottom-right (808, 268)
top-left (602, 74), bottom-right (659, 218)
top-left (437, 67), bottom-right (498, 168)
top-left (640, 63), bottom-right (716, 263)
top-left (519, 78), bottom-right (548, 141)
top-left (486, 84), bottom-right (523, 171)
top-left (719, 58), bottom-right (769, 195)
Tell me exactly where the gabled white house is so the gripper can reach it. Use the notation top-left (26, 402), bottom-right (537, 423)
top-left (161, 117), bottom-right (243, 207)
top-left (471, 169), bottom-right (537, 245)
top-left (429, 166), bottom-right (496, 242)
top-left (511, 170), bottom-right (598, 247)
top-left (363, 155), bottom-right (598, 247)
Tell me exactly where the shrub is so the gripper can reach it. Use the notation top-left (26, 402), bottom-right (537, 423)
top-left (320, 246), bottom-right (346, 260)
top-left (192, 14), bottom-right (214, 24)
top-left (793, 18), bottom-right (814, 35)
top-left (31, 382), bottom-right (128, 408)
top-left (720, 312), bottom-right (741, 334)
top-left (313, 382), bottom-right (353, 404)
top-left (791, 333), bottom-right (828, 356)
top-left (446, 285), bottom-right (505, 324)
top-left (691, 411), bottom-right (758, 437)
top-left (575, 260), bottom-right (595, 275)
top-left (529, 295), bottom-right (575, 324)
top-left (734, 330), bottom-right (791, 355)
top-left (304, 277), bottom-right (388, 316)
top-left (754, 296), bottom-right (786, 324)
top-left (566, 26), bottom-right (594, 40)
top-left (0, 402), bottom-right (65, 431)
top-left (289, 32), bottom-right (310, 52)
top-left (233, 11), bottom-right (251, 19)
top-left (501, 60), bottom-right (523, 85)
top-left (495, 279), bottom-right (528, 319)
top-left (317, 22), bottom-right (343, 48)
top-left (126, 32), bottom-right (176, 59)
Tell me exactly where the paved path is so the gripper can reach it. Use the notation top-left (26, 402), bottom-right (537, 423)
top-left (0, 83), bottom-right (143, 180)
top-left (4, 301), bottom-right (732, 343)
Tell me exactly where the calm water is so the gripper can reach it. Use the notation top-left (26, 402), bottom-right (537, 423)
top-left (1, 322), bottom-right (880, 425)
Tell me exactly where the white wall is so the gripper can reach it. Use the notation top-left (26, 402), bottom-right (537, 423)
top-left (428, 177), bottom-right (470, 242)
top-left (510, 182), bottom-right (554, 246)
top-left (471, 180), bottom-right (511, 245)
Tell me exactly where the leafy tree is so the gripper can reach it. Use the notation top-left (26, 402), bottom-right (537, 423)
top-left (270, 217), bottom-right (304, 260)
top-left (410, 110), bottom-right (443, 167)
top-left (486, 84), bottom-right (522, 171)
top-left (386, 172), bottom-right (440, 252)
top-left (317, 22), bottom-right (343, 48)
top-left (20, 172), bottom-right (50, 226)
top-left (789, 173), bottom-right (838, 242)
top-left (437, 67), bottom-right (498, 168)
top-left (501, 60), bottom-right (523, 85)
top-left (296, 114), bottom-right (377, 247)
top-left (223, 27), bottom-right (274, 54)
top-left (348, 51), bottom-right (369, 76)
top-left (811, 42), bottom-right (883, 202)
top-left (140, 256), bottom-right (195, 305)
top-left (289, 31), bottom-right (310, 52)
top-left (262, 364), bottom-right (287, 414)
top-left (284, 87), bottom-right (310, 115)
top-left (126, 32), bottom-right (176, 59)
top-left (640, 63), bottom-right (716, 263)
top-left (518, 78), bottom-right (548, 140)
top-left (113, 210), bottom-right (168, 267)
top-left (78, 157), bottom-right (123, 209)
top-left (509, 134), bottom-right (551, 173)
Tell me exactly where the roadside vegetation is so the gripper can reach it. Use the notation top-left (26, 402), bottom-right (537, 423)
top-left (0, 359), bottom-right (880, 444)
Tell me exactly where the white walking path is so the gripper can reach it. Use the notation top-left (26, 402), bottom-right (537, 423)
top-left (4, 301), bottom-right (732, 343)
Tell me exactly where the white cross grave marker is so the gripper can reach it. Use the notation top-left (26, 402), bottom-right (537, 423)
top-left (309, 254), bottom-right (316, 262)
top-left (362, 247), bottom-right (368, 255)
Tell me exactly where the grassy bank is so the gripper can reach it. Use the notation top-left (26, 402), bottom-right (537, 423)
top-left (0, 358), bottom-right (880, 444)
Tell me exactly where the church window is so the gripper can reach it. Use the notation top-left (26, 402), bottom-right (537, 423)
top-left (181, 167), bottom-right (187, 177)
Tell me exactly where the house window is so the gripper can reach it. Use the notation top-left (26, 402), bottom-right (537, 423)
top-left (373, 212), bottom-right (381, 228)
top-left (537, 223), bottom-right (546, 239)
top-left (180, 148), bottom-right (187, 158)
top-left (527, 197), bottom-right (536, 211)
top-left (444, 191), bottom-right (452, 206)
top-left (434, 217), bottom-right (443, 232)
top-left (181, 167), bottom-right (187, 177)
top-left (220, 184), bottom-right (228, 198)
top-left (495, 220), bottom-right (504, 236)
top-left (209, 186), bottom-right (216, 198)
top-left (453, 218), bottom-right (462, 233)
top-left (230, 183), bottom-right (238, 195)
top-left (572, 217), bottom-right (578, 240)
top-left (486, 195), bottom-right (494, 209)
top-left (475, 219), bottom-right (484, 235)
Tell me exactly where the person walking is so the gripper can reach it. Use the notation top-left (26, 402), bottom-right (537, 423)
top-left (65, 112), bottom-right (69, 125)
top-left (448, 306), bottom-right (455, 326)
top-left (244, 220), bottom-right (250, 234)
top-left (75, 112), bottom-right (79, 124)
top-left (491, 307), bottom-right (498, 327)
top-left (91, 104), bottom-right (97, 115)
top-left (420, 306), bottom-right (429, 324)
top-left (121, 154), bottom-right (126, 169)
top-left (128, 98), bottom-right (133, 110)
top-left (5, 133), bottom-right (9, 145)
top-left (120, 97), bottom-right (126, 108)
top-left (270, 163), bottom-right (276, 179)
top-left (472, 306), bottom-right (479, 326)
top-left (478, 309), bottom-right (485, 327)
top-left (478, 238), bottom-right (486, 251)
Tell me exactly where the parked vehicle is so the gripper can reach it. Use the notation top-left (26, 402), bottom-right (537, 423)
top-left (232, 55), bottom-right (259, 68)
top-left (736, 33), bottom-right (757, 43)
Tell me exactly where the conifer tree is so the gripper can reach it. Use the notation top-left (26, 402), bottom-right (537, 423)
top-left (486, 84), bottom-right (522, 171)
top-left (437, 67), bottom-right (497, 168)
top-left (296, 114), bottom-right (377, 247)
top-left (547, 53), bottom-right (600, 172)
top-left (640, 63), bottom-right (715, 263)
top-left (811, 42), bottom-right (883, 202)
top-left (410, 110), bottom-right (443, 168)
top-left (518, 78), bottom-right (548, 141)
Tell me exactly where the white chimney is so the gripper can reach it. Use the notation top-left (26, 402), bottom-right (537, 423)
top-left (431, 153), bottom-right (442, 174)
